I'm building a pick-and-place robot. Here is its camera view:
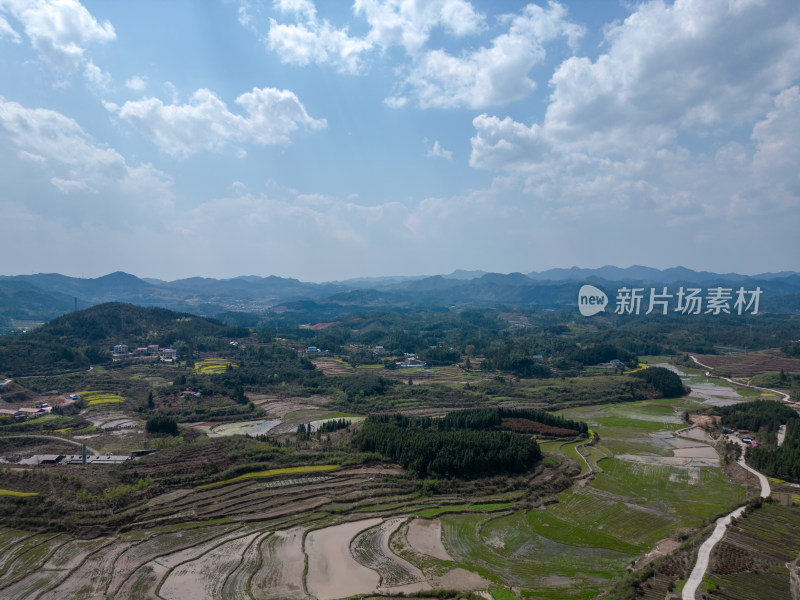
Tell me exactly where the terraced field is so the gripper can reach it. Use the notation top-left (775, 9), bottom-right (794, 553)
top-left (1, 387), bottom-right (755, 599)
top-left (78, 390), bottom-right (125, 406)
top-left (701, 502), bottom-right (800, 600)
top-left (195, 358), bottom-right (238, 374)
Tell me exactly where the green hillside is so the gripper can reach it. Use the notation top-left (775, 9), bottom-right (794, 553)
top-left (0, 303), bottom-right (246, 377)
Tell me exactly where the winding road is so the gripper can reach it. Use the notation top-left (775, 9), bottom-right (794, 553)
top-left (681, 356), bottom-right (779, 599)
top-left (689, 355), bottom-right (793, 403)
top-left (682, 451), bottom-right (770, 600)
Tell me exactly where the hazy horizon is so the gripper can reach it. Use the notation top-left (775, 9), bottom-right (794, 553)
top-left (3, 263), bottom-right (799, 286)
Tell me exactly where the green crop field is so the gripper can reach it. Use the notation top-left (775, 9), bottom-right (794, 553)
top-left (194, 358), bottom-right (238, 374)
top-left (0, 489), bottom-right (38, 497)
top-left (78, 390), bottom-right (125, 406)
top-left (197, 464), bottom-right (340, 489)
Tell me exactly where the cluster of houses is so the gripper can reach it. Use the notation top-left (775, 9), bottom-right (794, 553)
top-left (721, 427), bottom-right (761, 447)
top-left (302, 346), bottom-right (329, 355)
top-left (398, 354), bottom-right (426, 368)
top-left (112, 344), bottom-right (177, 362)
top-left (12, 449), bottom-right (157, 466)
top-left (0, 403), bottom-right (51, 420)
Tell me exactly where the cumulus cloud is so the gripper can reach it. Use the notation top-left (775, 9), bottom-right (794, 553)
top-left (0, 97), bottom-right (171, 204)
top-left (125, 75), bottom-right (147, 91)
top-left (469, 114), bottom-right (545, 170)
top-left (388, 2), bottom-right (583, 109)
top-left (83, 61), bottom-right (111, 91)
top-left (267, 18), bottom-right (372, 73)
top-left (115, 87), bottom-right (327, 158)
top-left (543, 0), bottom-right (800, 151)
top-left (0, 0), bottom-right (115, 69)
top-left (237, 0), bottom-right (370, 73)
top-left (468, 0), bottom-right (800, 221)
top-left (248, 1), bottom-right (579, 108)
top-left (355, 0), bottom-right (485, 53)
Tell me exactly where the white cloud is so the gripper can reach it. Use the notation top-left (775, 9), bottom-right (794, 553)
top-left (0, 14), bottom-right (20, 42)
top-left (426, 139), bottom-right (452, 160)
top-left (752, 86), bottom-right (800, 178)
top-left (467, 0), bottom-right (800, 222)
top-left (115, 87), bottom-right (327, 158)
top-left (51, 176), bottom-right (96, 194)
top-left (244, 1), bottom-right (581, 109)
top-left (543, 0), bottom-right (800, 151)
top-left (236, 0), bottom-right (371, 73)
top-left (18, 149), bottom-right (47, 165)
top-left (125, 75), bottom-right (147, 92)
top-left (83, 61), bottom-right (111, 91)
top-left (261, 0), bottom-right (486, 74)
top-left (0, 97), bottom-right (172, 204)
top-left (469, 113), bottom-right (545, 170)
top-left (267, 17), bottom-right (372, 73)
top-left (390, 2), bottom-right (583, 109)
top-left (383, 95), bottom-right (407, 108)
top-left (0, 0), bottom-right (115, 69)
top-left (274, 0), bottom-right (316, 21)
top-left (354, 0), bottom-right (485, 53)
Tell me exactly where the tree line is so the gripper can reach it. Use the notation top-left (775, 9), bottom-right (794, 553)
top-left (715, 400), bottom-right (798, 432)
top-left (438, 407), bottom-right (588, 435)
top-left (747, 418), bottom-right (800, 481)
top-left (354, 413), bottom-right (542, 479)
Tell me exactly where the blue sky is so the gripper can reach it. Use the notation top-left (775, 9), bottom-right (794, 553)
top-left (0, 0), bottom-right (798, 281)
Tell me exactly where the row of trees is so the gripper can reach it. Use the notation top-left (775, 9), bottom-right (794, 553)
top-left (318, 418), bottom-right (351, 434)
top-left (354, 414), bottom-right (542, 478)
top-left (438, 407), bottom-right (588, 435)
top-left (747, 419), bottom-right (800, 481)
top-left (716, 400), bottom-right (798, 432)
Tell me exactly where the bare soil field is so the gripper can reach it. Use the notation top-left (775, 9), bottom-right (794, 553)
top-left (250, 528), bottom-right (306, 600)
top-left (351, 517), bottom-right (426, 589)
top-left (695, 350), bottom-right (800, 377)
top-left (311, 359), bottom-right (353, 375)
top-left (406, 518), bottom-right (453, 561)
top-left (306, 518), bottom-right (383, 600)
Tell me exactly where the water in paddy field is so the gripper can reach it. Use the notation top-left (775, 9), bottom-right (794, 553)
top-left (247, 420), bottom-right (282, 436)
top-left (684, 380), bottom-right (743, 407)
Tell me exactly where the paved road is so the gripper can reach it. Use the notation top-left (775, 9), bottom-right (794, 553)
top-left (682, 504), bottom-right (747, 600)
top-left (689, 355), bottom-right (793, 403)
top-left (682, 443), bottom-right (771, 599)
top-left (681, 357), bottom-right (775, 599)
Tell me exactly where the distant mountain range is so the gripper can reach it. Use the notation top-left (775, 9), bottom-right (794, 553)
top-left (1, 265), bottom-right (799, 328)
top-left (526, 265), bottom-right (800, 283)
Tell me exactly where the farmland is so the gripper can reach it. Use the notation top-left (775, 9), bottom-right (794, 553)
top-left (0, 390), bottom-right (751, 599)
top-left (78, 390), bottom-right (125, 406)
top-left (694, 350), bottom-right (800, 378)
top-left (701, 500), bottom-right (800, 599)
top-left (195, 358), bottom-right (238, 374)
top-left (2, 302), bottom-right (797, 599)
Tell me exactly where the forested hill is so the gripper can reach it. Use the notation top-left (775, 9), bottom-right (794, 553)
top-left (0, 303), bottom-right (246, 377)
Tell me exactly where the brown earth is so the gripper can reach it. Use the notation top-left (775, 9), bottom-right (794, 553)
top-left (695, 350), bottom-right (800, 377)
top-left (499, 417), bottom-right (579, 437)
